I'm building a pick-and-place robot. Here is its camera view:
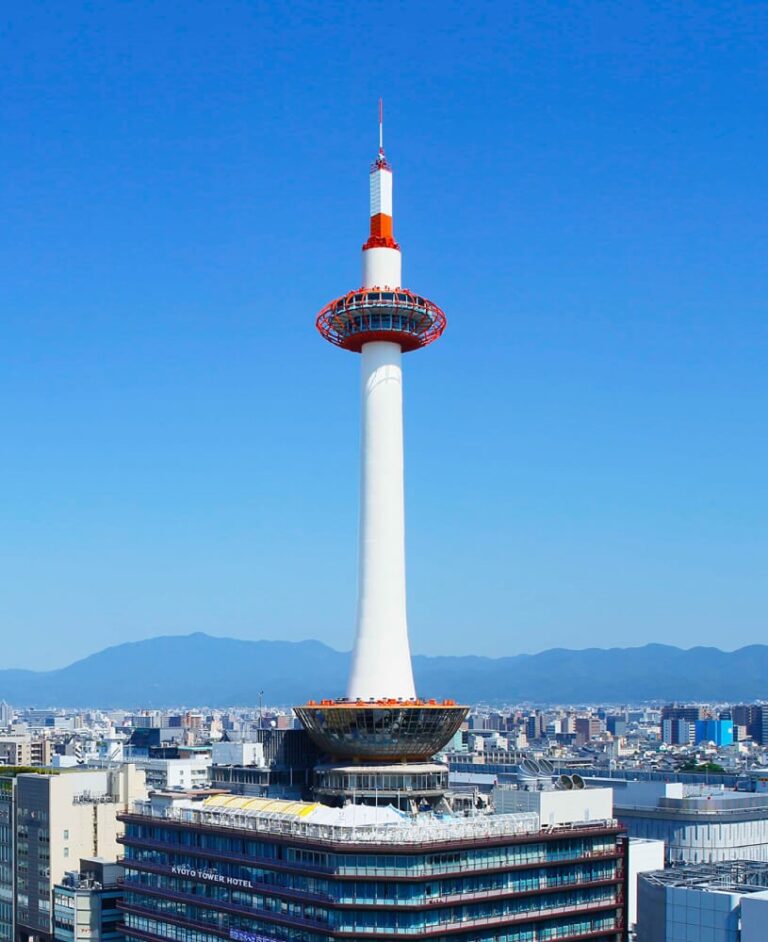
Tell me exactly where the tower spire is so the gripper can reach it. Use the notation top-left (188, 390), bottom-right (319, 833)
top-left (378, 97), bottom-right (384, 157)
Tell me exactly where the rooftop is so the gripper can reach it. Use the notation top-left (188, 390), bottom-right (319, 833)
top-left (642, 860), bottom-right (768, 895)
top-left (126, 793), bottom-right (592, 846)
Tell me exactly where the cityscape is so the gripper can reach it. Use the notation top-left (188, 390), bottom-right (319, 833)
top-left (2, 4), bottom-right (765, 942)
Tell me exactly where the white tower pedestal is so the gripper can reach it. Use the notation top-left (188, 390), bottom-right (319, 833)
top-left (347, 340), bottom-right (416, 701)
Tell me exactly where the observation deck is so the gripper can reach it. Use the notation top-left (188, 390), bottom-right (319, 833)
top-left (316, 287), bottom-right (446, 353)
top-left (294, 699), bottom-right (468, 762)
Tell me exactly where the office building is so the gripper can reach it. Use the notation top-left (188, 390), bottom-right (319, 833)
top-left (574, 717), bottom-right (604, 744)
top-left (0, 773), bottom-right (17, 942)
top-left (694, 719), bottom-right (734, 746)
top-left (52, 858), bottom-right (122, 942)
top-left (0, 704), bottom-right (13, 729)
top-left (660, 705), bottom-right (706, 724)
top-left (608, 779), bottom-right (768, 864)
top-left (636, 860), bottom-right (768, 942)
top-left (661, 719), bottom-right (694, 746)
top-left (12, 765), bottom-right (145, 942)
top-left (133, 757), bottom-right (210, 792)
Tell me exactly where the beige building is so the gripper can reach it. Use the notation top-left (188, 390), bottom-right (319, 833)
top-left (13, 765), bottom-right (146, 942)
top-left (0, 737), bottom-right (52, 769)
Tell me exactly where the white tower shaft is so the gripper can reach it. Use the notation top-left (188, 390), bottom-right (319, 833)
top-left (347, 339), bottom-right (416, 700)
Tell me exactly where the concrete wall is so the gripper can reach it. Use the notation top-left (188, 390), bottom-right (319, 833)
top-left (494, 786), bottom-right (613, 825)
top-left (627, 839), bottom-right (665, 932)
top-left (741, 890), bottom-right (768, 942)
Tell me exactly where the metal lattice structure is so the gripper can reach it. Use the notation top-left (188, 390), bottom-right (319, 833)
top-left (643, 859), bottom-right (768, 894)
top-left (130, 797), bottom-right (543, 845)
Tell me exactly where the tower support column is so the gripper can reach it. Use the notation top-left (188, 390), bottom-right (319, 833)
top-left (347, 340), bottom-right (416, 701)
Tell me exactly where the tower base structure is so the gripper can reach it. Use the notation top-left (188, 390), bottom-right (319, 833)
top-left (313, 761), bottom-right (450, 812)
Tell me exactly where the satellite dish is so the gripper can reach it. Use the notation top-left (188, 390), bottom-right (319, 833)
top-left (572, 773), bottom-right (585, 790)
top-left (558, 774), bottom-right (573, 790)
top-left (538, 758), bottom-right (555, 775)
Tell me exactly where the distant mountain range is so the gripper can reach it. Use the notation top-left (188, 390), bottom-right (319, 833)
top-left (0, 633), bottom-right (766, 707)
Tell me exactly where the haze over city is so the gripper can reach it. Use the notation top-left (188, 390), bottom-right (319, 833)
top-left (2, 1), bottom-right (766, 670)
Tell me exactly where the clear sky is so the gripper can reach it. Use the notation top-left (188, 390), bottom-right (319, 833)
top-left (1, 1), bottom-right (766, 670)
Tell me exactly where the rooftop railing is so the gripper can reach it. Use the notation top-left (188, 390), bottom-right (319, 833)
top-left (128, 799), bottom-right (546, 845)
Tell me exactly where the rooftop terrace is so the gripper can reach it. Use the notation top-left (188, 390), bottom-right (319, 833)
top-left (127, 794), bottom-right (601, 846)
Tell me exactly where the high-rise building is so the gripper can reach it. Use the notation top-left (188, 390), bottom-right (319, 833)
top-left (0, 703), bottom-right (13, 728)
top-left (0, 773), bottom-right (17, 942)
top-left (10, 766), bottom-right (145, 942)
top-left (732, 705), bottom-right (763, 742)
top-left (661, 718), bottom-right (695, 745)
top-left (574, 717), bottom-right (604, 743)
top-left (693, 719), bottom-right (734, 746)
top-left (660, 705), bottom-right (706, 724)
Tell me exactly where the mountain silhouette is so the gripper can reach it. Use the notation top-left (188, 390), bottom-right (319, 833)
top-left (0, 633), bottom-right (765, 707)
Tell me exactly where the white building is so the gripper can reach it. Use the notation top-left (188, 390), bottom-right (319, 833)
top-left (594, 777), bottom-right (768, 864)
top-left (494, 783), bottom-right (614, 827)
top-left (210, 740), bottom-right (264, 767)
top-left (136, 756), bottom-right (211, 790)
top-left (627, 838), bottom-right (665, 938)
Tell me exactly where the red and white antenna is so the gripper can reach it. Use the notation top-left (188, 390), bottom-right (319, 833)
top-left (378, 97), bottom-right (384, 157)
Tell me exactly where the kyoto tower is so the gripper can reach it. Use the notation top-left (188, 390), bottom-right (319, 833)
top-left (296, 105), bottom-right (467, 785)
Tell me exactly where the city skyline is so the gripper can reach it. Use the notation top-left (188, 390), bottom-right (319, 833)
top-left (2, 2), bottom-right (767, 669)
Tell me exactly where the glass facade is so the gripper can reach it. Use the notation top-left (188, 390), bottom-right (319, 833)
top-left (294, 706), bottom-right (467, 762)
top-left (0, 778), bottom-right (15, 942)
top-left (118, 813), bottom-right (626, 942)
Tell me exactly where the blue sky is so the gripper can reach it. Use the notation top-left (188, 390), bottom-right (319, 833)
top-left (1, 1), bottom-right (766, 669)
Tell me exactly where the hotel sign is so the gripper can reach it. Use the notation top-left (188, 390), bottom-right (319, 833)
top-left (170, 864), bottom-right (252, 889)
top-left (230, 931), bottom-right (280, 942)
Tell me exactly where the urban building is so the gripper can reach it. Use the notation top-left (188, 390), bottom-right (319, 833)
top-left (133, 758), bottom-right (210, 792)
top-left (0, 736), bottom-right (52, 768)
top-left (625, 839), bottom-right (665, 939)
top-left (661, 719), bottom-right (695, 746)
top-left (0, 773), bottom-right (17, 942)
top-left (118, 790), bottom-right (628, 942)
top-left (636, 860), bottom-right (768, 942)
top-left (574, 717), bottom-right (604, 744)
top-left (694, 719), bottom-right (734, 747)
top-left (606, 779), bottom-right (768, 864)
top-left (732, 705), bottom-right (764, 743)
top-left (0, 704), bottom-right (13, 729)
top-left (52, 858), bottom-right (122, 942)
top-left (11, 765), bottom-right (145, 942)
top-left (660, 706), bottom-right (706, 725)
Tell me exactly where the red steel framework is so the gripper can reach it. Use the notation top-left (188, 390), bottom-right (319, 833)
top-left (316, 286), bottom-right (446, 353)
